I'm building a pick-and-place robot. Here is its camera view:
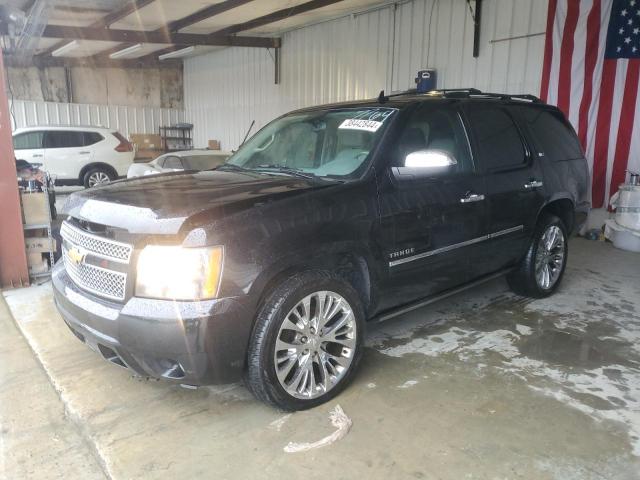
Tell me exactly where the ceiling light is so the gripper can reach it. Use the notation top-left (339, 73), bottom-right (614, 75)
top-left (158, 46), bottom-right (195, 60)
top-left (51, 40), bottom-right (79, 57)
top-left (109, 43), bottom-right (143, 59)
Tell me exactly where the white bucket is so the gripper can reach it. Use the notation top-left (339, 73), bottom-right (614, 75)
top-left (612, 184), bottom-right (640, 232)
top-left (605, 219), bottom-right (640, 253)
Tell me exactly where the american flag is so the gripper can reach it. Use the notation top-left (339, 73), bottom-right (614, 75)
top-left (540, 0), bottom-right (640, 209)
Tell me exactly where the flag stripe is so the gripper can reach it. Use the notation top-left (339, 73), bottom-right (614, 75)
top-left (591, 59), bottom-right (617, 208)
top-left (541, 0), bottom-right (559, 101)
top-left (557, 0), bottom-right (581, 116)
top-left (604, 59), bottom-right (628, 205)
top-left (568, 0), bottom-right (594, 129)
top-left (577, 0), bottom-right (602, 149)
top-left (609, 59), bottom-right (640, 200)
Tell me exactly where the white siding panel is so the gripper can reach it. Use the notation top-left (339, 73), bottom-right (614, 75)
top-left (9, 99), bottom-right (185, 139)
top-left (185, 0), bottom-right (548, 150)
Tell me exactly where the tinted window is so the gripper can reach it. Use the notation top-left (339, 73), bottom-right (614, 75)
top-left (394, 106), bottom-right (473, 173)
top-left (13, 131), bottom-right (43, 150)
top-left (163, 156), bottom-right (183, 169)
top-left (518, 108), bottom-right (583, 161)
top-left (44, 131), bottom-right (84, 149)
top-left (466, 106), bottom-right (526, 170)
top-left (184, 154), bottom-right (228, 171)
top-left (227, 107), bottom-right (397, 179)
top-left (83, 132), bottom-right (103, 146)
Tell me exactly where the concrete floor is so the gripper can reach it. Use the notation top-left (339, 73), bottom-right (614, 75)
top-left (1, 239), bottom-right (639, 480)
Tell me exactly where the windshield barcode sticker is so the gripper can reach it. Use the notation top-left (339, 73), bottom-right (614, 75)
top-left (339, 119), bottom-right (384, 132)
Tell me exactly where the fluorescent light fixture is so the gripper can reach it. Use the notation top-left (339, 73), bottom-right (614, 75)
top-left (159, 46), bottom-right (195, 60)
top-left (51, 40), bottom-right (79, 57)
top-left (109, 43), bottom-right (143, 59)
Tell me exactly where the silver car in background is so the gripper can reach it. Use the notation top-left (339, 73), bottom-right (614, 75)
top-left (127, 149), bottom-right (231, 178)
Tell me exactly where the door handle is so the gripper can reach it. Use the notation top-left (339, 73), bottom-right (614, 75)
top-left (524, 180), bottom-right (544, 189)
top-left (79, 151), bottom-right (90, 155)
top-left (32, 154), bottom-right (43, 158)
top-left (460, 193), bottom-right (485, 203)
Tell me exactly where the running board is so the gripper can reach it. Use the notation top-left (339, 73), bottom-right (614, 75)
top-left (372, 268), bottom-right (514, 323)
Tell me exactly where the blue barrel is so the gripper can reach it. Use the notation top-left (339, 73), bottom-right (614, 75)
top-left (415, 69), bottom-right (437, 93)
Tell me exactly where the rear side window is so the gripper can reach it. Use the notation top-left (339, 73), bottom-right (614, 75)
top-left (184, 155), bottom-right (227, 170)
top-left (163, 156), bottom-right (183, 169)
top-left (83, 132), bottom-right (103, 146)
top-left (13, 131), bottom-right (43, 150)
top-left (518, 108), bottom-right (583, 162)
top-left (466, 105), bottom-right (526, 170)
top-left (44, 131), bottom-right (84, 149)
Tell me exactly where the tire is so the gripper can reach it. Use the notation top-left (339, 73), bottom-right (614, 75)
top-left (83, 167), bottom-right (115, 188)
top-left (507, 214), bottom-right (569, 298)
top-left (245, 270), bottom-right (365, 411)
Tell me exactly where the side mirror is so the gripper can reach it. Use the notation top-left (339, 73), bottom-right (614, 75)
top-left (391, 149), bottom-right (457, 182)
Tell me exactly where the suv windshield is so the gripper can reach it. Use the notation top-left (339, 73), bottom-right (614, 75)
top-left (226, 107), bottom-right (397, 179)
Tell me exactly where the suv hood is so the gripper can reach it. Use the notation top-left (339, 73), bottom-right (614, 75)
top-left (64, 170), bottom-right (324, 235)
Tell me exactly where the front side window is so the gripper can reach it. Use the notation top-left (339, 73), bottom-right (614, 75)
top-left (44, 131), bottom-right (84, 149)
top-left (466, 105), bottom-right (526, 170)
top-left (227, 107), bottom-right (397, 180)
top-left (393, 105), bottom-right (473, 174)
top-left (13, 131), bottom-right (44, 150)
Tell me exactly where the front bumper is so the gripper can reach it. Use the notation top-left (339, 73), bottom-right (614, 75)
top-left (52, 262), bottom-right (254, 385)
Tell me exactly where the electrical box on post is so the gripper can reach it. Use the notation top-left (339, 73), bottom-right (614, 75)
top-left (415, 69), bottom-right (437, 93)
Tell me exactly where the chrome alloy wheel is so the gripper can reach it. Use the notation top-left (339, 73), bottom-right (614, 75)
top-left (273, 291), bottom-right (357, 400)
top-left (88, 171), bottom-right (111, 187)
top-left (535, 225), bottom-right (565, 290)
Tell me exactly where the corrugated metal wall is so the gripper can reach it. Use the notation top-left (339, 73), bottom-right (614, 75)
top-left (9, 99), bottom-right (185, 139)
top-left (185, 0), bottom-right (549, 150)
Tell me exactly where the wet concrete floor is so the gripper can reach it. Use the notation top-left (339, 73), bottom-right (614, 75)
top-left (1, 238), bottom-right (639, 479)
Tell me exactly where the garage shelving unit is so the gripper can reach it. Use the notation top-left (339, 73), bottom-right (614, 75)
top-left (159, 125), bottom-right (193, 152)
top-left (21, 177), bottom-right (55, 282)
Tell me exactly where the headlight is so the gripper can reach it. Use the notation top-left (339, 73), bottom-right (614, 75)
top-left (136, 245), bottom-right (223, 300)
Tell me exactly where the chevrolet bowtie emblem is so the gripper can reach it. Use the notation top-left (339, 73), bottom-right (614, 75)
top-left (67, 246), bottom-right (87, 266)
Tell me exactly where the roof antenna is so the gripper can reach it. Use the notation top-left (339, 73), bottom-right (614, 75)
top-left (378, 90), bottom-right (388, 103)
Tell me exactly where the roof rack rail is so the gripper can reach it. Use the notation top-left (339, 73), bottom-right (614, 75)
top-left (377, 88), bottom-right (542, 104)
top-left (473, 92), bottom-right (542, 103)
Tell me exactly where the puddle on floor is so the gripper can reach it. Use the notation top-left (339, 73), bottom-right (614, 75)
top-left (518, 329), bottom-right (628, 369)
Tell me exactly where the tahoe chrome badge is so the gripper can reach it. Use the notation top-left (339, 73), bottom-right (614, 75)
top-left (389, 247), bottom-right (415, 260)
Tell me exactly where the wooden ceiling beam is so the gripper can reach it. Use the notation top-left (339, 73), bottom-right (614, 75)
top-left (2, 52), bottom-right (181, 69)
top-left (90, 0), bottom-right (258, 63)
top-left (38, 0), bottom-right (157, 58)
top-left (211, 0), bottom-right (347, 36)
top-left (14, 24), bottom-right (280, 48)
top-left (164, 0), bottom-right (255, 34)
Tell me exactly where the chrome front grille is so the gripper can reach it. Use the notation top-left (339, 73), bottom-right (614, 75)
top-left (61, 221), bottom-right (132, 263)
top-left (62, 248), bottom-right (127, 301)
top-left (61, 221), bottom-right (131, 301)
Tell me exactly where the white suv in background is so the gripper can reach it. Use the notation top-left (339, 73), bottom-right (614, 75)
top-left (12, 126), bottom-right (134, 188)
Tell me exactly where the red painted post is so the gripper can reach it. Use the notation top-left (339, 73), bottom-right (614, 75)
top-left (0, 50), bottom-right (29, 288)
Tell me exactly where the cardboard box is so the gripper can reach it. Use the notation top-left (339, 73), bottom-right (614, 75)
top-left (134, 150), bottom-right (162, 161)
top-left (131, 134), bottom-right (163, 151)
top-left (21, 192), bottom-right (49, 226)
top-left (27, 252), bottom-right (49, 274)
top-left (208, 140), bottom-right (221, 150)
top-left (25, 236), bottom-right (56, 253)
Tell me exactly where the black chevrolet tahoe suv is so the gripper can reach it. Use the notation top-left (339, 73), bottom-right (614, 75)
top-left (53, 89), bottom-right (589, 410)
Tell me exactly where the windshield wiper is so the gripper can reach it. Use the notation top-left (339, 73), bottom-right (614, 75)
top-left (253, 165), bottom-right (316, 179)
top-left (214, 163), bottom-right (249, 172)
